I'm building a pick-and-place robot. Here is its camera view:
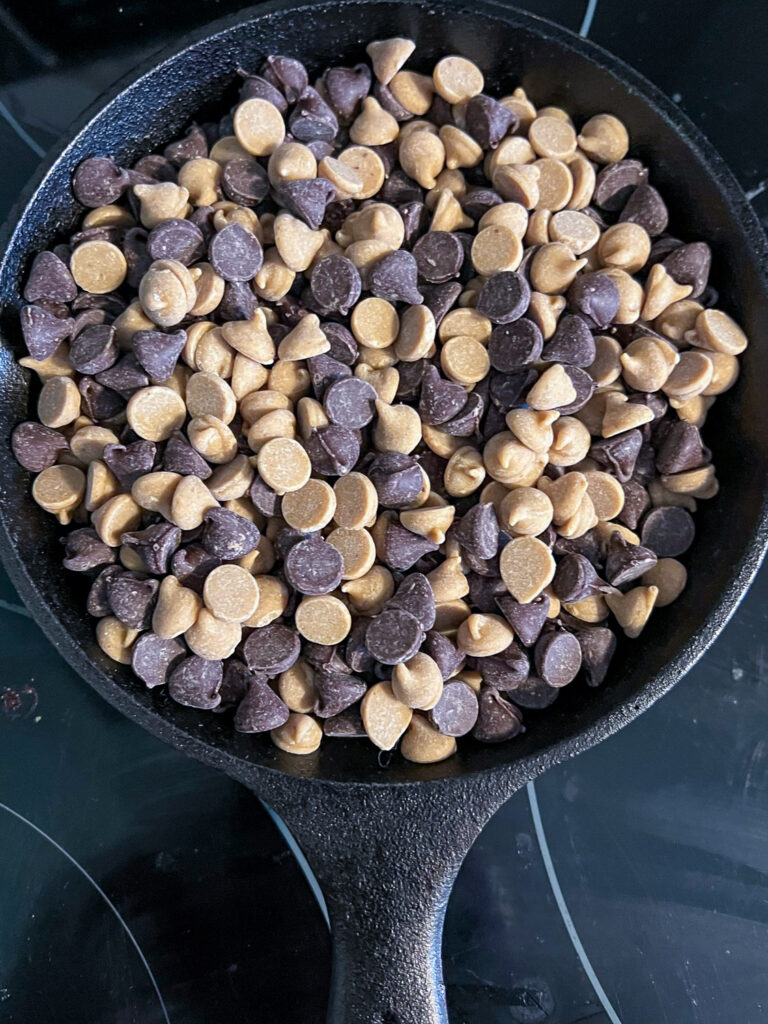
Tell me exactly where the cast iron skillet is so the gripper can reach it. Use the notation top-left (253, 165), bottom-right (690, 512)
top-left (1, 2), bottom-right (767, 1020)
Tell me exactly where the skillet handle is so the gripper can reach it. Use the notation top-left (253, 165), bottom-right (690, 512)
top-left (259, 776), bottom-right (513, 1024)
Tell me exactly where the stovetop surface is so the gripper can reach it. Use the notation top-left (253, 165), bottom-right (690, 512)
top-left (1, 2), bottom-right (768, 1021)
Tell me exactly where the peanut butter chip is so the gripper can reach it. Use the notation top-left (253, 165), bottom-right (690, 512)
top-left (337, 146), bottom-right (386, 200)
top-left (500, 487), bottom-right (553, 536)
top-left (642, 558), bottom-right (687, 607)
top-left (528, 115), bottom-right (577, 159)
top-left (456, 613), bottom-right (514, 657)
top-left (351, 297), bottom-right (400, 348)
top-left (401, 715), bottom-right (457, 764)
top-left (333, 472), bottom-right (378, 529)
top-left (693, 308), bottom-right (748, 354)
top-left (471, 225), bottom-right (522, 275)
top-left (366, 37), bottom-right (415, 84)
top-left (203, 564), bottom-right (260, 622)
top-left (233, 98), bottom-right (286, 156)
top-left (38, 376), bottom-right (80, 428)
top-left (341, 564), bottom-right (395, 615)
top-left (392, 653), bottom-right (444, 710)
top-left (257, 437), bottom-right (311, 494)
top-left (153, 575), bottom-right (201, 638)
top-left (70, 241), bottom-right (127, 294)
top-left (271, 713), bottom-right (323, 755)
top-left (578, 114), bottom-right (629, 163)
top-left (361, 681), bottom-right (413, 750)
top-left (97, 616), bottom-right (139, 664)
top-left (606, 585), bottom-right (658, 638)
top-left (281, 479), bottom-right (336, 532)
top-left (584, 471), bottom-right (625, 521)
top-left (294, 595), bottom-right (351, 645)
top-left (91, 493), bottom-right (142, 547)
top-left (185, 608), bottom-right (242, 659)
top-left (125, 386), bottom-right (185, 442)
top-left (327, 527), bottom-right (376, 579)
top-left (433, 56), bottom-right (484, 103)
top-left (246, 575), bottom-right (288, 627)
top-left (32, 464), bottom-right (85, 514)
top-left (500, 536), bottom-right (556, 603)
top-left (373, 401), bottom-right (422, 454)
top-left (170, 475), bottom-right (218, 530)
top-left (441, 337), bottom-right (490, 384)
top-left (527, 364), bottom-right (576, 410)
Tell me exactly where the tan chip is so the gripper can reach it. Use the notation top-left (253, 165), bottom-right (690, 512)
top-left (281, 479), bottom-right (336, 532)
top-left (96, 616), bottom-right (138, 664)
top-left (278, 314), bottom-right (330, 361)
top-left (169, 475), bottom-right (218, 530)
top-left (133, 182), bottom-right (189, 228)
top-left (341, 565), bottom-right (395, 616)
top-left (549, 210), bottom-right (601, 254)
top-left (233, 98), bottom-right (286, 156)
top-left (691, 308), bottom-right (748, 355)
top-left (433, 55), bottom-right (484, 103)
top-left (527, 364), bottom-right (576, 411)
top-left (577, 114), bottom-right (629, 163)
top-left (32, 464), bottom-right (85, 517)
top-left (440, 336), bottom-right (490, 385)
top-left (153, 575), bottom-right (201, 639)
top-left (500, 536), bottom-right (556, 603)
top-left (397, 130), bottom-right (446, 190)
top-left (372, 400), bottom-right (422, 454)
top-left (185, 372), bottom-right (237, 423)
top-left (361, 681), bottom-right (413, 750)
top-left (203, 564), bottom-right (260, 623)
top-left (597, 222), bottom-right (651, 274)
top-left (401, 715), bottom-right (457, 764)
top-left (256, 437), bottom-right (311, 494)
top-left (366, 37), bottom-right (415, 84)
top-left (337, 146), bottom-right (386, 199)
top-left (188, 415), bottom-right (238, 464)
top-left (91, 493), bottom-right (141, 547)
top-left (38, 375), bottom-right (81, 428)
top-left (351, 297), bottom-right (400, 348)
top-left (499, 487), bottom-right (554, 536)
top-left (327, 527), bottom-right (376, 580)
top-left (528, 115), bottom-right (577, 159)
top-left (245, 575), bottom-right (289, 627)
top-left (70, 240), bottom-right (127, 294)
top-left (392, 653), bottom-right (444, 710)
top-left (350, 96), bottom-right (399, 145)
top-left (534, 158), bottom-right (574, 211)
top-left (294, 595), bottom-right (351, 645)
top-left (642, 558), bottom-right (687, 607)
top-left (483, 432), bottom-right (547, 487)
top-left (427, 556), bottom-right (470, 603)
top-left (268, 141), bottom-right (317, 186)
top-left (456, 613), bottom-right (514, 657)
top-left (471, 224), bottom-right (523, 276)
top-left (395, 304), bottom-right (436, 361)
top-left (530, 243), bottom-right (587, 293)
top-left (271, 713), bottom-right (323, 755)
top-left (333, 472), bottom-right (378, 529)
top-left (606, 585), bottom-right (658, 638)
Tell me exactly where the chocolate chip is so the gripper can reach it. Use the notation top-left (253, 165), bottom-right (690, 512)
top-left (323, 63), bottom-right (372, 120)
top-left (169, 655), bottom-right (222, 709)
top-left (604, 530), bottom-right (657, 586)
top-left (619, 480), bottom-right (650, 531)
top-left (122, 523), bottom-right (182, 574)
top-left (556, 366), bottom-right (596, 415)
top-left (554, 529), bottom-right (603, 567)
top-left (476, 271), bottom-right (531, 324)
top-left (107, 572), bottom-right (159, 630)
top-left (278, 177), bottom-right (336, 230)
top-left (164, 124), bottom-right (208, 166)
top-left (284, 535), bottom-right (344, 595)
top-left (374, 80), bottom-right (412, 121)
top-left (132, 632), bottom-right (186, 689)
top-left (145, 219), bottom-right (204, 266)
top-left (305, 425), bottom-right (360, 476)
top-left (589, 429), bottom-right (643, 483)
top-left (489, 368), bottom-right (538, 413)
top-left (314, 672), bottom-right (367, 718)
top-left (489, 318), bottom-right (543, 372)
top-left (461, 187), bottom-right (503, 222)
top-left (567, 273), bottom-right (619, 329)
top-left (379, 169), bottom-right (424, 205)
top-left (369, 452), bottom-right (424, 508)
top-left (541, 315), bottom-right (595, 366)
top-left (418, 365), bottom-right (467, 425)
top-left (641, 506), bottom-right (695, 557)
top-left (239, 72), bottom-right (289, 111)
top-left (429, 680), bottom-right (479, 736)
top-left (307, 353), bottom-right (352, 398)
top-left (72, 156), bottom-right (128, 207)
top-left (323, 708), bottom-right (367, 737)
top-left (66, 324), bottom-right (117, 375)
top-left (132, 329), bottom-right (187, 382)
top-left (171, 543), bottom-right (221, 593)
top-left (475, 642), bottom-right (529, 691)
top-left (20, 304), bottom-right (74, 360)
top-left (61, 528), bottom-right (115, 571)
top-left (495, 593), bottom-right (550, 647)
top-left (310, 256), bottom-right (361, 315)
top-left (78, 378), bottom-right (125, 421)
top-left (472, 686), bottom-right (524, 742)
top-left (162, 431), bottom-right (212, 479)
top-left (593, 159), bottom-right (648, 211)
top-left (244, 623), bottom-right (301, 676)
top-left (103, 440), bottom-right (157, 487)
top-left (218, 659), bottom-right (252, 708)
top-left (566, 622), bottom-right (616, 686)
top-left (86, 566), bottom-right (122, 616)
top-left (387, 572), bottom-right (436, 631)
top-left (209, 222), bottom-right (263, 282)
top-left (289, 86), bottom-right (339, 142)
top-left (399, 201), bottom-right (428, 247)
top-left (452, 503), bottom-right (499, 560)
top-left (202, 508), bottom-right (261, 560)
top-left (442, 391), bottom-right (485, 437)
top-left (249, 473), bottom-right (280, 516)
top-left (663, 242), bottom-right (711, 299)
top-left (12, 422), bottom-right (68, 472)
top-left (655, 421), bottom-right (709, 475)
top-left (383, 519), bottom-right (439, 570)
top-left (370, 249), bottom-right (423, 304)
top-left (234, 676), bottom-right (290, 732)
top-left (413, 231), bottom-right (464, 283)
top-left (222, 156), bottom-right (270, 206)
top-left (552, 553), bottom-right (607, 602)
top-left (221, 280), bottom-right (259, 322)
top-left (24, 251), bottom-right (77, 304)
top-left (95, 354), bottom-right (149, 396)
top-left (534, 629), bottom-right (582, 687)
top-left (421, 281), bottom-right (462, 325)
top-left (366, 607), bottom-right (424, 664)
top-left (133, 154), bottom-right (176, 182)
top-left (619, 183), bottom-right (669, 236)
top-left (261, 55), bottom-right (308, 103)
top-left (465, 94), bottom-right (515, 149)
top-left (322, 377), bottom-right (377, 429)
top-left (305, 640), bottom-right (351, 676)
top-left (422, 629), bottom-right (464, 680)
top-left (505, 675), bottom-right (559, 709)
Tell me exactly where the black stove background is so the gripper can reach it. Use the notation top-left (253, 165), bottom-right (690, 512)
top-left (2, 2), bottom-right (768, 1021)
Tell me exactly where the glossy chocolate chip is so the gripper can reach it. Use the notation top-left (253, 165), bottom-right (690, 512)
top-left (465, 94), bottom-right (515, 149)
top-left (284, 535), bottom-right (344, 595)
top-left (387, 572), bottom-right (436, 631)
top-left (202, 508), bottom-right (261, 560)
top-left (209, 222), bottom-right (263, 282)
top-left (604, 530), bottom-right (658, 587)
top-left (320, 322), bottom-right (357, 365)
top-left (472, 686), bottom-right (524, 743)
top-left (413, 231), bottom-right (464, 283)
top-left (61, 528), bottom-right (115, 572)
top-left (169, 655), bottom-right (223, 709)
top-left (311, 256), bottom-right (361, 314)
top-left (557, 366), bottom-right (596, 415)
top-left (369, 452), bottom-right (424, 508)
top-left (261, 54), bottom-right (309, 102)
top-left (163, 431), bottom-right (212, 479)
top-left (370, 249), bottom-right (423, 304)
top-left (399, 201), bottom-right (428, 247)
top-left (171, 544), bottom-right (221, 594)
top-left (488, 368), bottom-right (538, 413)
top-left (589, 429), bottom-right (643, 483)
top-left (244, 623), bottom-right (301, 676)
top-left (619, 480), bottom-right (650, 531)
top-left (305, 425), bottom-right (360, 476)
top-left (107, 572), bottom-right (159, 630)
top-left (222, 157), bottom-right (270, 206)
top-left (79, 378), bottom-right (125, 421)
top-left (541, 315), bottom-right (595, 366)
top-left (23, 251), bottom-right (77, 304)
top-left (324, 376), bottom-right (378, 429)
top-left (495, 593), bottom-right (550, 647)
top-left (442, 392), bottom-right (485, 437)
top-left (641, 506), bottom-right (695, 557)
top-left (567, 274), bottom-right (619, 329)
top-left (383, 518), bottom-right (439, 571)
top-left (103, 440), bottom-right (157, 487)
top-left (476, 271), bottom-right (531, 324)
top-left (593, 159), bottom-right (648, 211)
top-left (132, 632), bottom-right (186, 689)
top-left (619, 183), bottom-right (669, 236)
top-left (234, 676), bottom-right (291, 732)
top-left (663, 242), bottom-right (711, 299)
top-left (488, 318), bottom-right (543, 372)
top-left (12, 422), bottom-right (68, 472)
top-left (461, 188), bottom-right (503, 222)
top-left (429, 680), bottom-right (479, 736)
top-left (365, 607), bottom-right (424, 665)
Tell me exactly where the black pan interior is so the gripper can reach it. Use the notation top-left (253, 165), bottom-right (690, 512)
top-left (1, 0), bottom-right (767, 787)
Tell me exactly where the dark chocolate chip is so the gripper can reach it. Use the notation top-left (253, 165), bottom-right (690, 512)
top-left (418, 364), bottom-right (468, 425)
top-left (369, 452), bottom-right (424, 508)
top-left (78, 378), bottom-right (125, 421)
top-left (72, 156), bottom-right (128, 207)
top-left (218, 659), bottom-right (253, 708)
top-left (604, 530), bottom-right (658, 587)
top-left (422, 630), bottom-right (464, 680)
top-left (556, 365), bottom-right (596, 414)
top-left (504, 675), bottom-right (559, 709)
top-left (122, 523), bottom-right (182, 575)
top-left (249, 473), bottom-right (280, 516)
top-left (24, 251), bottom-right (77, 304)
top-left (220, 280), bottom-right (258, 322)
top-left (107, 572), bottom-right (159, 630)
top-left (202, 508), bottom-right (261, 560)
top-left (619, 479), bottom-right (650, 530)
top-left (171, 544), bottom-right (221, 594)
top-left (663, 242), bottom-right (711, 299)
top-left (324, 376), bottom-right (378, 429)
top-left (488, 318), bottom-right (543, 372)
top-left (379, 169), bottom-right (424, 205)
top-left (475, 642), bottom-right (529, 691)
top-left (239, 71), bottom-right (289, 111)
top-left (374, 80), bottom-right (412, 121)
top-left (168, 655), bottom-right (222, 709)
top-left (399, 201), bottom-right (428, 247)
top-left (305, 640), bottom-right (351, 675)
top-left (132, 329), bottom-right (187, 382)
top-left (567, 273), bottom-right (619, 329)
top-left (70, 325), bottom-right (122, 381)
top-left (593, 159), bottom-right (648, 211)
top-left (472, 686), bottom-right (525, 742)
top-left (452, 502), bottom-right (499, 560)
top-left (619, 183), bottom-right (669, 236)
top-left (534, 629), bottom-right (582, 687)
top-left (488, 368), bottom-right (538, 413)
top-left (305, 425), bottom-right (360, 476)
top-left (284, 535), bottom-right (344, 595)
top-left (123, 227), bottom-right (152, 288)
top-left (387, 572), bottom-right (436, 631)
top-left (655, 420), bottom-right (709, 475)
top-left (323, 709), bottom-right (367, 737)
top-left (133, 154), bottom-right (177, 182)
top-left (221, 156), bottom-right (270, 206)
top-left (322, 322), bottom-right (358, 365)
top-left (476, 271), bottom-right (531, 324)
top-left (244, 623), bottom-right (301, 676)
top-left (311, 255), bottom-right (361, 314)
top-left (162, 431), bottom-right (212, 479)
top-left (567, 621), bottom-right (616, 686)
top-left (461, 187), bottom-right (503, 222)
top-left (413, 231), bottom-right (464, 283)
top-left (383, 519), bottom-right (439, 571)
top-left (277, 177), bottom-right (336, 230)
top-left (641, 506), bottom-right (695, 557)
top-left (12, 422), bottom-right (68, 472)
top-left (552, 553), bottom-right (608, 602)
top-left (541, 314), bottom-right (595, 366)
top-left (103, 440), bottom-right (157, 488)
top-left (370, 249), bottom-right (423, 304)
top-left (323, 63), bottom-right (372, 120)
top-left (87, 566), bottom-right (122, 617)
top-left (495, 593), bottom-right (550, 647)
top-left (234, 676), bottom-right (291, 732)
top-left (209, 222), bottom-right (263, 282)
top-left (465, 94), bottom-right (515, 149)
top-left (429, 680), bottom-right (479, 737)
top-left (441, 391), bottom-right (485, 437)
top-left (365, 607), bottom-right (424, 665)
top-left (164, 124), bottom-right (208, 166)
top-left (261, 55), bottom-right (309, 103)
top-left (61, 528), bottom-right (115, 572)
top-left (132, 632), bottom-right (186, 689)
top-left (288, 86), bottom-right (339, 142)
top-left (20, 304), bottom-right (74, 360)
top-left (147, 218), bottom-right (205, 265)
top-left (590, 429), bottom-right (643, 483)
top-left (95, 354), bottom-right (149, 396)
top-left (314, 672), bottom-right (367, 718)
top-left (307, 353), bottom-right (352, 398)
top-left (420, 281), bottom-right (462, 325)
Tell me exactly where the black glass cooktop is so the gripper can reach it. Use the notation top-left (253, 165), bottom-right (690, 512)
top-left (2, 2), bottom-right (768, 1021)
